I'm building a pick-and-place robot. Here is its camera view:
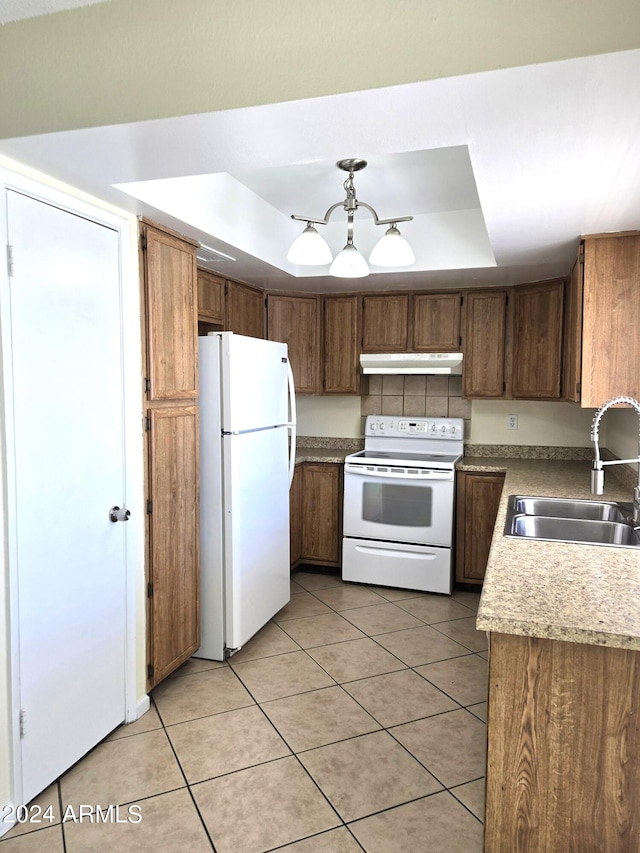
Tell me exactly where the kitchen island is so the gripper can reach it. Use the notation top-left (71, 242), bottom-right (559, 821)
top-left (468, 457), bottom-right (640, 853)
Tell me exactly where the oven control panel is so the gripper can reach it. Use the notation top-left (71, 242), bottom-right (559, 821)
top-left (365, 416), bottom-right (463, 439)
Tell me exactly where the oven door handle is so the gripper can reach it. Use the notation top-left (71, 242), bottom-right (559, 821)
top-left (353, 544), bottom-right (438, 560)
top-left (344, 463), bottom-right (453, 481)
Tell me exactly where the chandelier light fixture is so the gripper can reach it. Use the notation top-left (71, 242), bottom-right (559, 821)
top-left (287, 158), bottom-right (415, 278)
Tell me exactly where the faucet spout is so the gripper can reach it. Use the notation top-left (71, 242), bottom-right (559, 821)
top-left (590, 396), bottom-right (640, 515)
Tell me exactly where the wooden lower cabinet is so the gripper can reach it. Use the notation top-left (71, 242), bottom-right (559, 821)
top-left (455, 471), bottom-right (505, 585)
top-left (485, 632), bottom-right (640, 852)
top-left (147, 405), bottom-right (200, 687)
top-left (292, 462), bottom-right (343, 568)
top-left (289, 463), bottom-right (303, 568)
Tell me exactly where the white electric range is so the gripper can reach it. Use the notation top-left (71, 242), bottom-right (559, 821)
top-left (342, 415), bottom-right (464, 594)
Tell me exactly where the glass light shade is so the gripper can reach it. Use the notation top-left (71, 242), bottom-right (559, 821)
top-left (369, 225), bottom-right (415, 267)
top-left (329, 244), bottom-right (370, 278)
top-left (286, 224), bottom-right (333, 265)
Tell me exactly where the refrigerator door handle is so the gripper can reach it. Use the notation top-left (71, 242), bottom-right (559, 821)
top-left (286, 359), bottom-right (297, 489)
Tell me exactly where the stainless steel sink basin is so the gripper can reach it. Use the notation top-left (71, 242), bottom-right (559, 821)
top-left (504, 495), bottom-right (640, 548)
top-left (510, 515), bottom-right (640, 546)
top-left (513, 496), bottom-right (627, 522)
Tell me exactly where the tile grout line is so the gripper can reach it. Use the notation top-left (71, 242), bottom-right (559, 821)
top-left (152, 695), bottom-right (218, 853)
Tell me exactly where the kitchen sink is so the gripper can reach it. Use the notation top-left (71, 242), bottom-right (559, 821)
top-left (504, 495), bottom-right (640, 548)
top-left (512, 496), bottom-right (628, 522)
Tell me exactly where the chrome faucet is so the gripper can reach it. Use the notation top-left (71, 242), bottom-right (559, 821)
top-left (590, 395), bottom-right (640, 521)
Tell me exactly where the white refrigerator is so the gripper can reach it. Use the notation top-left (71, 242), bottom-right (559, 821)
top-left (194, 332), bottom-right (296, 661)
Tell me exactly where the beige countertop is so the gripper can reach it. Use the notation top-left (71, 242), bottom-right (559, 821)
top-left (295, 447), bottom-right (351, 464)
top-left (462, 456), bottom-right (640, 650)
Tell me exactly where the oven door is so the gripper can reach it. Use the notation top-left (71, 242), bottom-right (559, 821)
top-left (343, 462), bottom-right (454, 547)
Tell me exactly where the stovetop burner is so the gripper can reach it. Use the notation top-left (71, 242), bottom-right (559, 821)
top-left (347, 449), bottom-right (462, 469)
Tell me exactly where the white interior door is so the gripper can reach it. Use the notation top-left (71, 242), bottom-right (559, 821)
top-left (6, 190), bottom-right (127, 804)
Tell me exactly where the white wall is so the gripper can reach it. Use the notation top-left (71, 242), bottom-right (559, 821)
top-left (2, 0), bottom-right (640, 138)
top-left (469, 400), bottom-right (595, 447)
top-left (603, 407), bottom-right (640, 465)
top-left (298, 395), bottom-right (601, 448)
top-left (296, 396), bottom-right (362, 438)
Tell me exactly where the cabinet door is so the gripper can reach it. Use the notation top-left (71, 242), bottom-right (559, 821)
top-left (148, 405), bottom-right (200, 686)
top-left (412, 293), bottom-right (462, 352)
top-left (301, 463), bottom-right (342, 566)
top-left (197, 269), bottom-right (225, 324)
top-left (562, 254), bottom-right (583, 403)
top-left (455, 471), bottom-right (505, 585)
top-left (227, 280), bottom-right (265, 338)
top-left (290, 464), bottom-right (303, 569)
top-left (463, 290), bottom-right (508, 398)
top-left (581, 235), bottom-right (640, 407)
top-left (361, 294), bottom-right (409, 352)
top-left (324, 295), bottom-right (360, 394)
top-left (143, 225), bottom-right (198, 401)
top-left (267, 294), bottom-right (320, 394)
top-left (512, 279), bottom-right (564, 399)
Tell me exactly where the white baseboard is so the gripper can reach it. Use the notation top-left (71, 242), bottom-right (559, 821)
top-left (136, 694), bottom-right (150, 719)
top-left (0, 802), bottom-right (16, 839)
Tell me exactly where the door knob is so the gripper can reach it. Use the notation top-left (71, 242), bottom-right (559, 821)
top-left (109, 506), bottom-right (131, 523)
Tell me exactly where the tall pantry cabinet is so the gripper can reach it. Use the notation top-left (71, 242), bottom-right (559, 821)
top-left (140, 220), bottom-right (200, 689)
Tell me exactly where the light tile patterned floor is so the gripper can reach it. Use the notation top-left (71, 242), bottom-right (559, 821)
top-left (1, 572), bottom-right (487, 852)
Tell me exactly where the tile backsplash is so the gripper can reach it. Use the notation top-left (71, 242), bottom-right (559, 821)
top-left (360, 375), bottom-right (471, 437)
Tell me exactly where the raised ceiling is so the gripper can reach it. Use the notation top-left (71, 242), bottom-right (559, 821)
top-left (0, 23), bottom-right (639, 292)
top-left (0, 0), bottom-right (110, 24)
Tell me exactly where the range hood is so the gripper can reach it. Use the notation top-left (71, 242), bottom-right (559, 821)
top-left (360, 352), bottom-right (463, 375)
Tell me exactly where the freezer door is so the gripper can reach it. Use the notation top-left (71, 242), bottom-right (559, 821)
top-left (220, 332), bottom-right (291, 432)
top-left (223, 426), bottom-right (290, 653)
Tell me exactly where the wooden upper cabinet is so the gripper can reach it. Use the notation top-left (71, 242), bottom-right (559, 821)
top-left (323, 295), bottom-right (360, 394)
top-left (580, 234), bottom-right (640, 407)
top-left (361, 294), bottom-right (409, 352)
top-left (227, 281), bottom-right (265, 338)
top-left (142, 223), bottom-right (198, 401)
top-left (267, 294), bottom-right (320, 394)
top-left (463, 289), bottom-right (508, 398)
top-left (512, 279), bottom-right (564, 400)
top-left (412, 293), bottom-right (462, 352)
top-left (197, 269), bottom-right (225, 325)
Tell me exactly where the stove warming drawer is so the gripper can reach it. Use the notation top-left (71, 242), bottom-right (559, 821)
top-left (342, 537), bottom-right (452, 595)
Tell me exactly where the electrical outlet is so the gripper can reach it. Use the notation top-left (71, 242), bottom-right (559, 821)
top-left (507, 414), bottom-right (518, 430)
